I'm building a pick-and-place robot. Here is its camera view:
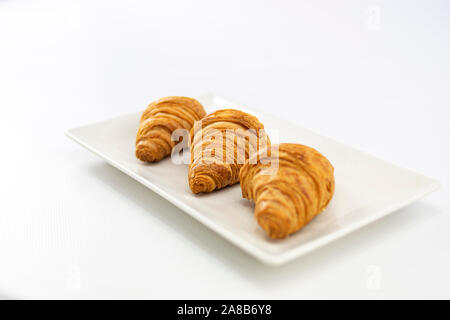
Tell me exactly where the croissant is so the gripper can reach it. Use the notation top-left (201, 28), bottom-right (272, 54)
top-left (189, 109), bottom-right (270, 194)
top-left (239, 143), bottom-right (335, 239)
top-left (136, 96), bottom-right (206, 162)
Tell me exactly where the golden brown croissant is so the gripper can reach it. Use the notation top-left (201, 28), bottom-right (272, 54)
top-left (189, 109), bottom-right (270, 194)
top-left (239, 143), bottom-right (335, 239)
top-left (136, 96), bottom-right (206, 162)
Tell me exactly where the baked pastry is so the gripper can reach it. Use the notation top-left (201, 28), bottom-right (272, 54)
top-left (189, 109), bottom-right (270, 194)
top-left (136, 96), bottom-right (206, 162)
top-left (239, 143), bottom-right (335, 239)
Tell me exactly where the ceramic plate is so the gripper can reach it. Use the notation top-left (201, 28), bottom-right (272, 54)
top-left (66, 94), bottom-right (439, 266)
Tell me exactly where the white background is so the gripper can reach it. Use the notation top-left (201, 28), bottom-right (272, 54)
top-left (0, 0), bottom-right (449, 299)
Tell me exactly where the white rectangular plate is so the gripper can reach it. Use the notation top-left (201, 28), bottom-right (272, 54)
top-left (66, 94), bottom-right (440, 266)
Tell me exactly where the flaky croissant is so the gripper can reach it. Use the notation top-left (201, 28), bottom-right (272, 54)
top-left (239, 143), bottom-right (335, 239)
top-left (189, 109), bottom-right (270, 194)
top-left (136, 96), bottom-right (206, 162)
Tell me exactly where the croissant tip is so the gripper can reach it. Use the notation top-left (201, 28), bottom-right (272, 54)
top-left (189, 180), bottom-right (209, 194)
top-left (255, 203), bottom-right (291, 239)
top-left (136, 147), bottom-right (161, 163)
top-left (259, 221), bottom-right (289, 240)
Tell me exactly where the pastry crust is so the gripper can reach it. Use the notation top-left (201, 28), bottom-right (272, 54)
top-left (136, 96), bottom-right (206, 162)
top-left (189, 109), bottom-right (270, 194)
top-left (239, 143), bottom-right (335, 239)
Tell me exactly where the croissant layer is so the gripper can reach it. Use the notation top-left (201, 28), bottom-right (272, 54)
top-left (240, 143), bottom-right (335, 239)
top-left (136, 96), bottom-right (206, 162)
top-left (189, 109), bottom-right (270, 194)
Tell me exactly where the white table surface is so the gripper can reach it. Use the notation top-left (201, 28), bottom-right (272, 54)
top-left (0, 0), bottom-right (449, 299)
